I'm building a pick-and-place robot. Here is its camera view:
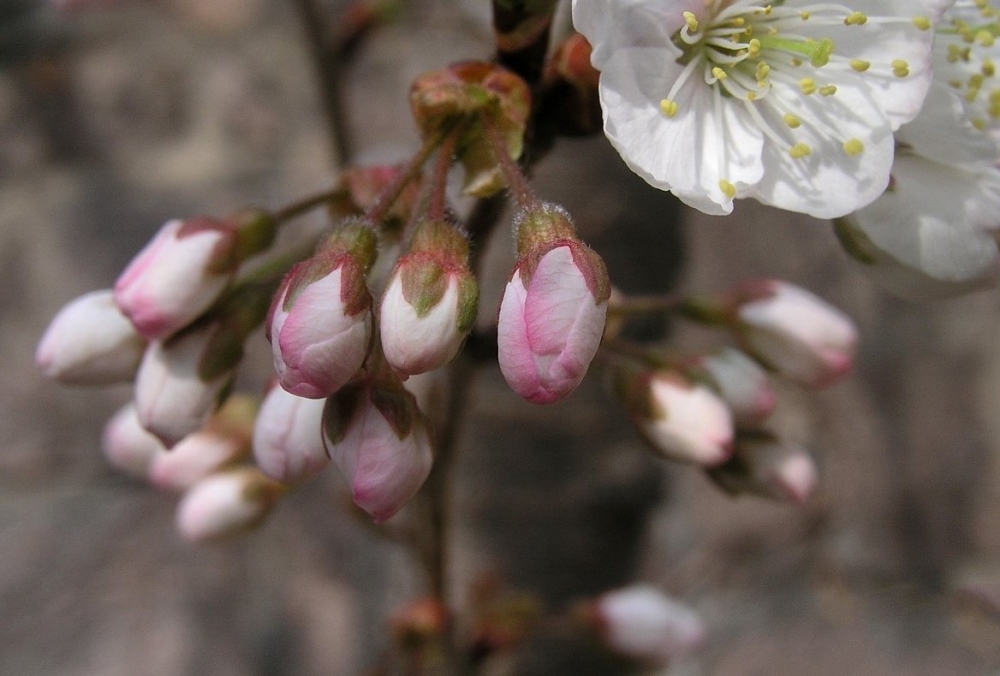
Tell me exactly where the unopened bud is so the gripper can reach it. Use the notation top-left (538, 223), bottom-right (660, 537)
top-left (134, 324), bottom-right (235, 447)
top-left (498, 205), bottom-right (609, 404)
top-left (175, 467), bottom-right (284, 543)
top-left (268, 221), bottom-right (377, 399)
top-left (252, 384), bottom-right (329, 485)
top-left (693, 347), bottom-right (777, 427)
top-left (36, 289), bottom-right (146, 386)
top-left (615, 367), bottom-right (734, 466)
top-left (114, 218), bottom-right (231, 339)
top-left (380, 220), bottom-right (478, 376)
top-left (586, 585), bottom-right (705, 664)
top-left (323, 380), bottom-right (433, 523)
top-left (709, 432), bottom-right (818, 504)
top-left (732, 280), bottom-right (857, 388)
top-left (101, 404), bottom-right (165, 478)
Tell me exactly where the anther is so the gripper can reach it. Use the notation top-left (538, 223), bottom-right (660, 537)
top-left (660, 99), bottom-right (679, 118)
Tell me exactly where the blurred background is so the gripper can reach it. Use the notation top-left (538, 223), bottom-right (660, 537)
top-left (5, 1), bottom-right (1000, 673)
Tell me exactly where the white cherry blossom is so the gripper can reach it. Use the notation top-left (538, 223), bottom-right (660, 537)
top-left (573, 0), bottom-right (950, 217)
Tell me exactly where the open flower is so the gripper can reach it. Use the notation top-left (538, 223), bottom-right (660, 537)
top-left (573, 0), bottom-right (949, 217)
top-left (835, 2), bottom-right (1000, 299)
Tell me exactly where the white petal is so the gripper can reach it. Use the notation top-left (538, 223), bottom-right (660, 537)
top-left (599, 47), bottom-right (764, 215)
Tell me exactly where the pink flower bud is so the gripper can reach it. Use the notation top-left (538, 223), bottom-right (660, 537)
top-left (252, 384), bottom-right (329, 485)
top-left (498, 243), bottom-right (609, 404)
top-left (589, 585), bottom-right (705, 664)
top-left (696, 347), bottom-right (777, 427)
top-left (323, 382), bottom-right (433, 523)
top-left (733, 280), bottom-right (857, 388)
top-left (114, 218), bottom-right (238, 340)
top-left (148, 429), bottom-right (249, 492)
top-left (268, 224), bottom-right (377, 399)
top-left (176, 468), bottom-right (283, 543)
top-left (710, 434), bottom-right (818, 505)
top-left (101, 404), bottom-right (165, 478)
top-left (380, 220), bottom-right (478, 376)
top-left (133, 324), bottom-right (234, 447)
top-left (36, 289), bottom-right (146, 386)
top-left (617, 368), bottom-right (734, 466)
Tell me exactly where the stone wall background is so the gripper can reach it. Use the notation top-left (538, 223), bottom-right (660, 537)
top-left (4, 1), bottom-right (1000, 674)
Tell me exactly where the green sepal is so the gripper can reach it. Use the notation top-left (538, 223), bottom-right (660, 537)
top-left (401, 257), bottom-right (449, 318)
top-left (323, 382), bottom-right (366, 446)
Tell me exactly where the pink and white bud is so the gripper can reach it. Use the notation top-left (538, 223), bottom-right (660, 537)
top-left (36, 289), bottom-right (146, 386)
top-left (380, 221), bottom-right (478, 376)
top-left (498, 243), bottom-right (609, 404)
top-left (114, 218), bottom-right (236, 340)
top-left (616, 367), bottom-right (734, 466)
top-left (696, 347), bottom-right (777, 428)
top-left (252, 384), bottom-right (329, 485)
top-left (176, 468), bottom-right (284, 543)
top-left (589, 585), bottom-right (705, 664)
top-left (710, 434), bottom-right (818, 505)
top-left (101, 404), bottom-right (165, 478)
top-left (133, 324), bottom-right (234, 447)
top-left (323, 382), bottom-right (433, 523)
top-left (641, 372), bottom-right (734, 466)
top-left (268, 224), bottom-right (377, 399)
top-left (148, 429), bottom-right (249, 492)
top-left (733, 280), bottom-right (857, 388)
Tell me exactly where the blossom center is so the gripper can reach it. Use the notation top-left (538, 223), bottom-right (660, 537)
top-left (936, 1), bottom-right (1000, 131)
top-left (656, 1), bottom-right (932, 199)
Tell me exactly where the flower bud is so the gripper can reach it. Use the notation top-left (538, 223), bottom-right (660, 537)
top-left (323, 380), bottom-right (433, 523)
top-left (252, 384), bottom-right (328, 486)
top-left (176, 467), bottom-right (284, 543)
top-left (101, 404), bottom-right (165, 478)
top-left (115, 211), bottom-right (276, 340)
top-left (614, 367), bottom-right (734, 466)
top-left (498, 205), bottom-right (609, 404)
top-left (380, 220), bottom-right (478, 376)
top-left (732, 280), bottom-right (857, 388)
top-left (709, 432), bottom-right (818, 505)
top-left (585, 585), bottom-right (705, 664)
top-left (692, 347), bottom-right (777, 428)
top-left (268, 222), bottom-right (377, 399)
top-left (134, 325), bottom-right (234, 447)
top-left (36, 289), bottom-right (146, 386)
top-left (147, 395), bottom-right (255, 490)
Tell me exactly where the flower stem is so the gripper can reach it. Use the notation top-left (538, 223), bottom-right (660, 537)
top-left (427, 128), bottom-right (462, 222)
top-left (607, 293), bottom-right (685, 317)
top-left (273, 188), bottom-right (344, 224)
top-left (482, 114), bottom-right (538, 211)
top-left (366, 129), bottom-right (450, 225)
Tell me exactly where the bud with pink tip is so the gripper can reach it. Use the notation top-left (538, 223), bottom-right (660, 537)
top-left (147, 395), bottom-right (255, 490)
top-left (585, 585), bottom-right (705, 664)
top-left (176, 467), bottom-right (284, 543)
top-left (102, 404), bottom-right (165, 478)
top-left (380, 220), bottom-right (478, 376)
top-left (115, 210), bottom-right (276, 340)
top-left (323, 372), bottom-right (433, 523)
top-left (498, 204), bottom-right (610, 404)
top-left (268, 221), bottom-right (378, 399)
top-left (731, 280), bottom-right (857, 388)
top-left (135, 281), bottom-right (274, 446)
top-left (709, 432), bottom-right (818, 505)
top-left (691, 347), bottom-right (777, 428)
top-left (253, 383), bottom-right (329, 486)
top-left (36, 289), bottom-right (146, 386)
top-left (614, 366), bottom-right (734, 466)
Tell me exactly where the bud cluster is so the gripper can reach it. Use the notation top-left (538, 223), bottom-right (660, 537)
top-left (608, 278), bottom-right (857, 506)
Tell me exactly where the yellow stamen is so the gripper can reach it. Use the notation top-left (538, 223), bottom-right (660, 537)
top-left (719, 180), bottom-right (737, 199)
top-left (892, 59), bottom-right (910, 77)
top-left (844, 11), bottom-right (867, 26)
top-left (789, 143), bottom-right (812, 158)
top-left (843, 138), bottom-right (864, 156)
top-left (783, 113), bottom-right (802, 128)
top-left (850, 59), bottom-right (870, 72)
top-left (659, 99), bottom-right (679, 118)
